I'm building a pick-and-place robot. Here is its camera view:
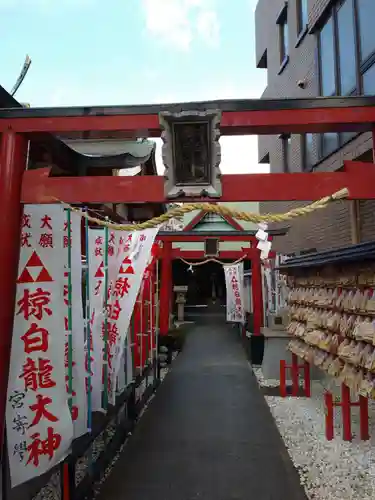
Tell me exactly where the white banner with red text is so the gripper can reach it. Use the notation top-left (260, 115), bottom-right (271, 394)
top-left (87, 229), bottom-right (132, 412)
top-left (7, 205), bottom-right (73, 487)
top-left (223, 262), bottom-right (245, 323)
top-left (107, 227), bottom-right (159, 405)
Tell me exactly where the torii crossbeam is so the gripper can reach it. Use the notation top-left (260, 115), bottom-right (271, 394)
top-left (1, 95), bottom-right (374, 203)
top-left (21, 161), bottom-right (375, 203)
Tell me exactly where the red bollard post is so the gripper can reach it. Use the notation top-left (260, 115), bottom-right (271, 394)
top-left (324, 392), bottom-right (334, 440)
top-left (291, 353), bottom-right (299, 396)
top-left (133, 299), bottom-right (141, 371)
top-left (62, 463), bottom-right (70, 500)
top-left (142, 274), bottom-right (150, 369)
top-left (303, 361), bottom-right (311, 398)
top-left (359, 395), bottom-right (370, 441)
top-left (159, 241), bottom-right (172, 336)
top-left (280, 360), bottom-right (287, 397)
top-left (341, 383), bottom-right (352, 442)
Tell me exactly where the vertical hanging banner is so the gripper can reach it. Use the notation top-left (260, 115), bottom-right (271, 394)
top-left (108, 227), bottom-right (159, 404)
top-left (88, 228), bottom-right (130, 412)
top-left (223, 262), bottom-right (245, 323)
top-left (63, 211), bottom-right (87, 438)
top-left (87, 229), bottom-right (106, 412)
top-left (7, 205), bottom-right (73, 487)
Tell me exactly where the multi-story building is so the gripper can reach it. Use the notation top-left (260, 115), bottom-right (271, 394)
top-left (255, 0), bottom-right (375, 254)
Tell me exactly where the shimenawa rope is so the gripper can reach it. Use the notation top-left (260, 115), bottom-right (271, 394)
top-left (179, 255), bottom-right (246, 267)
top-left (58, 187), bottom-right (349, 231)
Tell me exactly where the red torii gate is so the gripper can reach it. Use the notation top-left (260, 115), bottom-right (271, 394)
top-left (155, 202), bottom-right (283, 337)
top-left (156, 232), bottom-right (279, 338)
top-left (1, 96), bottom-right (375, 450)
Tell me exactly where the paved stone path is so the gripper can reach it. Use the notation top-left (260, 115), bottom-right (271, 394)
top-left (98, 319), bottom-right (307, 500)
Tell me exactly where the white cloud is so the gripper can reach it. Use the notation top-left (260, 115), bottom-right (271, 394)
top-left (220, 136), bottom-right (269, 174)
top-left (141, 0), bottom-right (220, 51)
top-left (196, 9), bottom-right (220, 47)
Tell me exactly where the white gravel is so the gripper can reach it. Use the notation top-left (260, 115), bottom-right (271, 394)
top-left (254, 366), bottom-right (375, 499)
top-left (252, 365), bottom-right (304, 388)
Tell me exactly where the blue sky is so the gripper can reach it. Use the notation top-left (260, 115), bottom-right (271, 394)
top-left (0, 0), bottom-right (268, 174)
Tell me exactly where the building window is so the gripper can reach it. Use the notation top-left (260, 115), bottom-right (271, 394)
top-left (363, 62), bottom-right (375, 94)
top-left (357, 0), bottom-right (375, 63)
top-left (317, 0), bottom-right (375, 97)
top-left (316, 0), bottom-right (375, 161)
top-left (319, 16), bottom-right (336, 96)
top-left (341, 131), bottom-right (357, 144)
top-left (297, 0), bottom-right (308, 34)
top-left (319, 15), bottom-right (337, 158)
top-left (337, 0), bottom-right (356, 95)
top-left (322, 132), bottom-right (339, 158)
top-left (302, 134), bottom-right (314, 170)
top-left (277, 5), bottom-right (289, 65)
top-left (281, 135), bottom-right (291, 172)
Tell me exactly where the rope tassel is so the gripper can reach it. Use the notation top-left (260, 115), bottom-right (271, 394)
top-left (54, 188), bottom-right (349, 231)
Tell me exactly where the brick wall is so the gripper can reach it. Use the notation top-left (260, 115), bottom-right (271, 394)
top-left (255, 0), bottom-right (375, 254)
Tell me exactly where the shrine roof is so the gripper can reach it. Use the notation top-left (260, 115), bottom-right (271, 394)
top-left (0, 85), bottom-right (158, 176)
top-left (1, 95), bottom-right (375, 119)
top-left (278, 241), bottom-right (375, 271)
top-left (0, 84), bottom-right (19, 107)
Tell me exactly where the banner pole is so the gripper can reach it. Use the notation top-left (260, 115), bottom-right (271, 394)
top-left (102, 221), bottom-right (109, 411)
top-left (139, 282), bottom-right (144, 373)
top-left (155, 259), bottom-right (160, 380)
top-left (149, 265), bottom-right (153, 368)
top-left (84, 210), bottom-right (92, 431)
top-left (66, 208), bottom-right (74, 413)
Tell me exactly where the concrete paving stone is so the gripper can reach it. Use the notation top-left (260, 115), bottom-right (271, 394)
top-left (97, 313), bottom-right (307, 500)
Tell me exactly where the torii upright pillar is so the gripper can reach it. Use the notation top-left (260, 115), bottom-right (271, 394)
top-left (0, 131), bottom-right (28, 451)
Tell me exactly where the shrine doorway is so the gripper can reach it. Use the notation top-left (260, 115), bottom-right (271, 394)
top-left (191, 260), bottom-right (226, 306)
top-left (172, 259), bottom-right (227, 308)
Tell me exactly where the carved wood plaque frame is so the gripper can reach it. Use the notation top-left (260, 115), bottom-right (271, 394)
top-left (159, 109), bottom-right (222, 199)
